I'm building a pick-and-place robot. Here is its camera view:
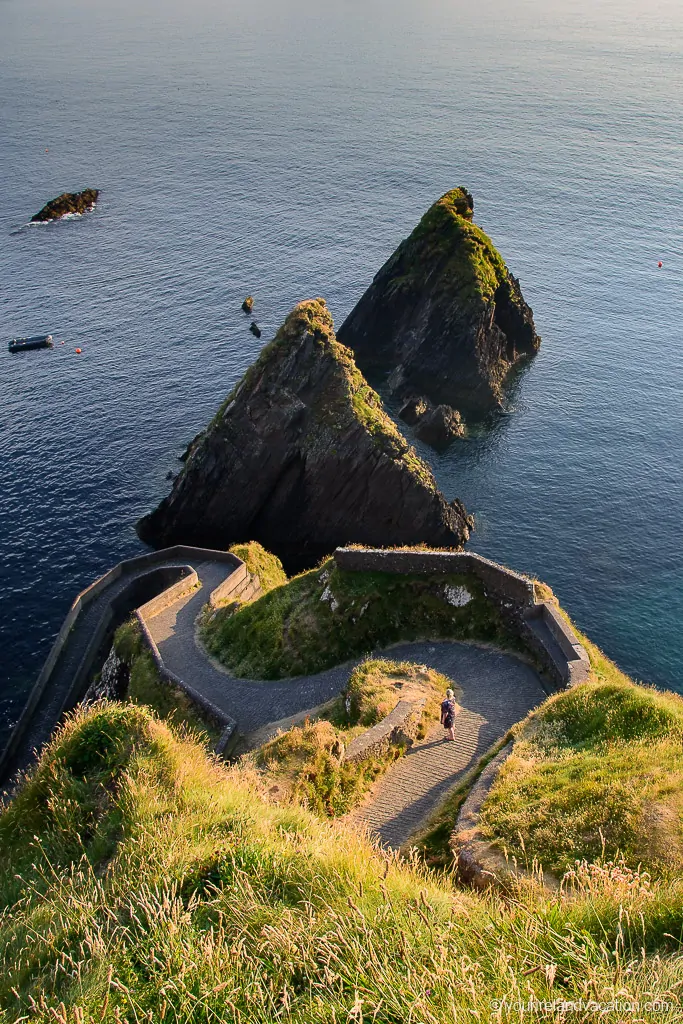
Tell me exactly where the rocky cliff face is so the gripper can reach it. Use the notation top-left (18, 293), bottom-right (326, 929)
top-left (337, 188), bottom-right (540, 419)
top-left (31, 189), bottom-right (99, 222)
top-left (137, 299), bottom-right (472, 568)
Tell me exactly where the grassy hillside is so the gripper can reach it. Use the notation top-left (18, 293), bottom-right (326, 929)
top-left (479, 677), bottom-right (683, 876)
top-left (2, 702), bottom-right (682, 1022)
top-left (201, 557), bottom-right (521, 678)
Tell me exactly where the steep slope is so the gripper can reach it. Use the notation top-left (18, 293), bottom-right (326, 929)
top-left (137, 299), bottom-right (471, 567)
top-left (338, 187), bottom-right (540, 418)
top-left (2, 702), bottom-right (681, 1021)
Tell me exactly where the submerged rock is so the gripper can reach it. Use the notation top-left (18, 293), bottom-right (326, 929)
top-left (249, 321), bottom-right (262, 338)
top-left (31, 188), bottom-right (99, 222)
top-left (413, 404), bottom-right (465, 448)
top-left (338, 187), bottom-right (540, 418)
top-left (137, 298), bottom-right (472, 568)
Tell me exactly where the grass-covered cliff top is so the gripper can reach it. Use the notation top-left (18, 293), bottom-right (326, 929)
top-left (207, 298), bottom-right (436, 489)
top-left (2, 701), bottom-right (682, 1021)
top-left (480, 676), bottom-right (683, 877)
top-left (390, 187), bottom-right (515, 310)
top-left (201, 556), bottom-right (520, 678)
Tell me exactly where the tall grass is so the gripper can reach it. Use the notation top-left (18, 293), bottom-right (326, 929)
top-left (1, 703), bottom-right (682, 1022)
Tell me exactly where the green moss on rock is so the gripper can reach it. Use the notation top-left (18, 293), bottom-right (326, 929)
top-left (338, 188), bottom-right (540, 417)
top-left (138, 299), bottom-right (470, 565)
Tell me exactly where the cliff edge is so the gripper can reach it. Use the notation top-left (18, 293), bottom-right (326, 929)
top-left (137, 299), bottom-right (471, 567)
top-left (337, 188), bottom-right (540, 419)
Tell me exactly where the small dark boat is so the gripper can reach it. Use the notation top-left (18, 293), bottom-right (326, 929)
top-left (8, 334), bottom-right (53, 354)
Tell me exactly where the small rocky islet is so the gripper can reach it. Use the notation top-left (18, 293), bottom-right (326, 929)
top-left (137, 298), bottom-right (472, 569)
top-left (139, 187), bottom-right (540, 561)
top-left (338, 186), bottom-right (540, 443)
top-left (31, 188), bottom-right (99, 222)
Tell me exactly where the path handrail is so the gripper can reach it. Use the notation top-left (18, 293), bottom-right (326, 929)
top-left (0, 546), bottom-right (245, 784)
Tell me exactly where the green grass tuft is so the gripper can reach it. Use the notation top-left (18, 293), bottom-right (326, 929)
top-left (228, 540), bottom-right (288, 593)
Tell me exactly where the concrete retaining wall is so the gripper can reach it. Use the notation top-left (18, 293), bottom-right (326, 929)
top-left (0, 548), bottom-right (245, 785)
top-left (333, 546), bottom-right (590, 691)
top-left (344, 699), bottom-right (426, 763)
top-left (135, 613), bottom-right (238, 757)
top-left (137, 570), bottom-right (199, 619)
top-left (522, 603), bottom-right (590, 687)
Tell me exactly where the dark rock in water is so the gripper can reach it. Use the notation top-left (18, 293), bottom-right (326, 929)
top-left (338, 187), bottom-right (540, 418)
top-left (242, 295), bottom-right (254, 313)
top-left (249, 321), bottom-right (262, 338)
top-left (137, 298), bottom-right (472, 569)
top-left (398, 395), bottom-right (430, 427)
top-left (399, 394), bottom-right (465, 449)
top-left (413, 404), bottom-right (465, 448)
top-left (31, 188), bottom-right (100, 223)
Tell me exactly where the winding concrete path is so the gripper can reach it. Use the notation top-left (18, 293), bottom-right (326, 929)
top-left (145, 562), bottom-right (547, 847)
top-left (145, 561), bottom-right (352, 732)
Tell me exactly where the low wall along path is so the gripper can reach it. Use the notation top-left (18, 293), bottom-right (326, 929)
top-left (3, 544), bottom-right (588, 848)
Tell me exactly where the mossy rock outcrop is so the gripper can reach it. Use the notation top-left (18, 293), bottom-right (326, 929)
top-left (338, 187), bottom-right (540, 418)
top-left (31, 188), bottom-right (100, 222)
top-left (137, 298), bottom-right (471, 568)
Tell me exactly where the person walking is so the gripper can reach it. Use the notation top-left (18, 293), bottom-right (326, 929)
top-left (440, 687), bottom-right (459, 742)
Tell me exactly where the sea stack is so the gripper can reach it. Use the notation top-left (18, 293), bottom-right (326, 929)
top-left (338, 187), bottom-right (540, 421)
top-left (137, 298), bottom-right (472, 568)
top-left (31, 189), bottom-right (100, 222)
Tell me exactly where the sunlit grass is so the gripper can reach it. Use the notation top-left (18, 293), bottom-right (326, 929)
top-left (1, 702), bottom-right (682, 1021)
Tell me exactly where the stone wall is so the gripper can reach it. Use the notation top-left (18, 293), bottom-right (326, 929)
top-left (333, 546), bottom-right (590, 691)
top-left (334, 547), bottom-right (535, 606)
top-left (344, 699), bottom-right (426, 763)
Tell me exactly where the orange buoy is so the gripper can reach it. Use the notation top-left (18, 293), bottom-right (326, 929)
top-left (75, 347), bottom-right (82, 354)
top-left (658, 261), bottom-right (663, 268)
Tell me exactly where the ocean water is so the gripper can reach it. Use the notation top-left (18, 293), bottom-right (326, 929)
top-left (1, 0), bottom-right (682, 741)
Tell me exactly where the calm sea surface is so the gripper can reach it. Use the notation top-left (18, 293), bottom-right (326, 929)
top-left (1, 0), bottom-right (682, 740)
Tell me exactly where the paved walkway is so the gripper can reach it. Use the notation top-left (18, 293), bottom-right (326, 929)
top-left (146, 562), bottom-right (352, 733)
top-left (146, 563), bottom-right (547, 847)
top-left (347, 642), bottom-right (545, 848)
